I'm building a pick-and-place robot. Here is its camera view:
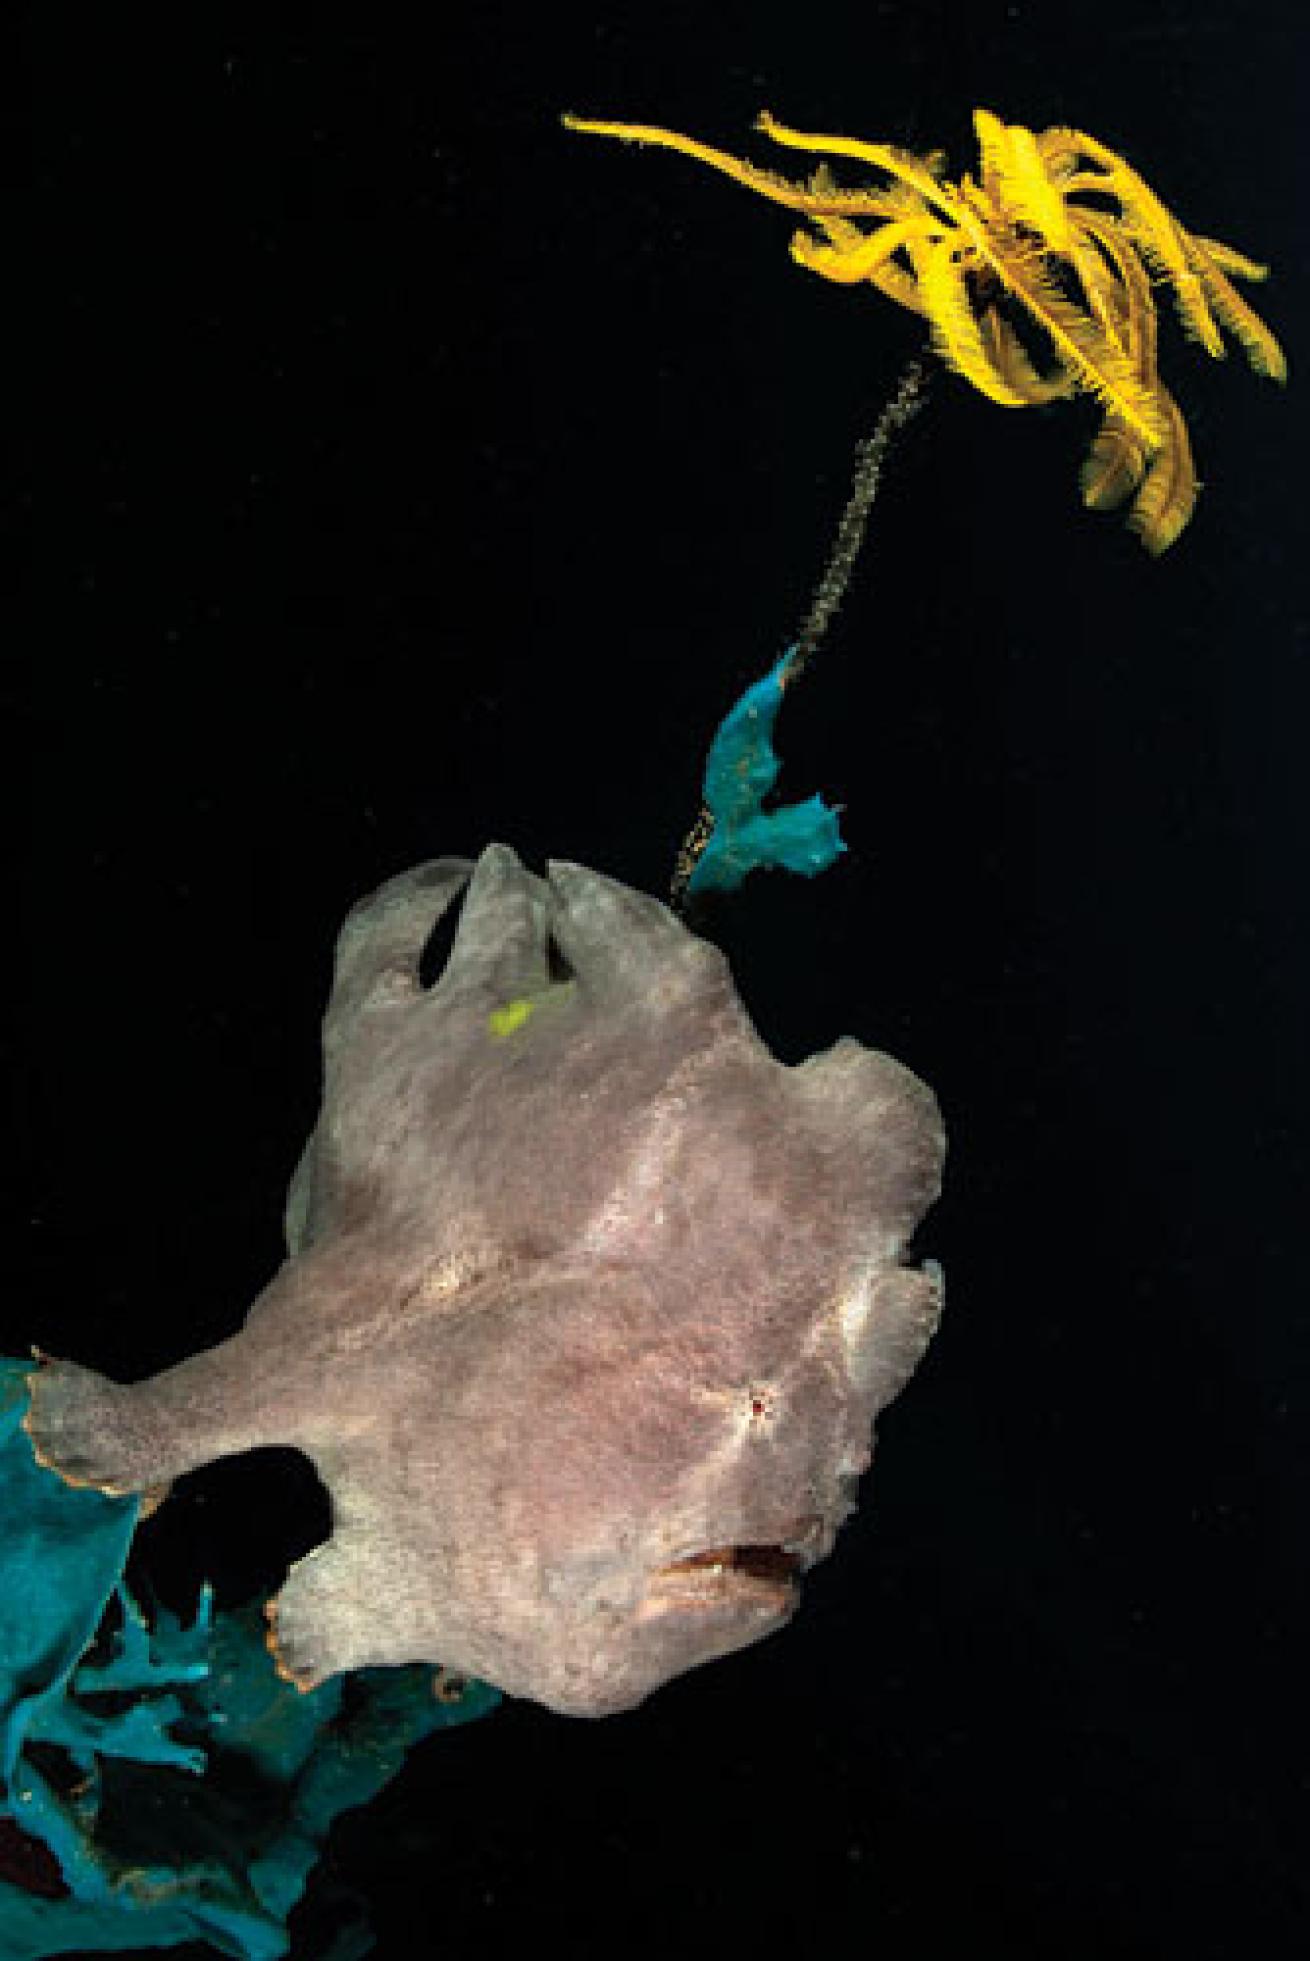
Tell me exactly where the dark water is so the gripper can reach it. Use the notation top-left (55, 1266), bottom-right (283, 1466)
top-left (15, 2), bottom-right (1308, 1955)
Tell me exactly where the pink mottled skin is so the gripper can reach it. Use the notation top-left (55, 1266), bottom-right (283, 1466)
top-left (25, 846), bottom-right (945, 1716)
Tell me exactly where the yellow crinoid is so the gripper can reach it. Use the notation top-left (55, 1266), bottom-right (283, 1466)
top-left (563, 108), bottom-right (1286, 553)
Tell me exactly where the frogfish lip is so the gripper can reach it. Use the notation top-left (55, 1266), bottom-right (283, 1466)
top-left (645, 1519), bottom-right (823, 1617)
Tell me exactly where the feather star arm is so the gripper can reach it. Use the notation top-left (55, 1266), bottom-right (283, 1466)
top-left (563, 106), bottom-right (1287, 552)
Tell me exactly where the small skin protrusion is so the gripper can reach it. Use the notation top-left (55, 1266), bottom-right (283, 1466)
top-left (138, 1481), bottom-right (174, 1519)
top-left (263, 1597), bottom-right (316, 1694)
top-left (21, 1408), bottom-right (108, 1493)
top-left (747, 1384), bottom-right (779, 1428)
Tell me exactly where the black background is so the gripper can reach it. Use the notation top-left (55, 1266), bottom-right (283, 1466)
top-left (14, 2), bottom-right (1309, 1956)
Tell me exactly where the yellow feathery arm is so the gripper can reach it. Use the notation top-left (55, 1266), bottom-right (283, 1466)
top-left (838, 177), bottom-right (966, 309)
top-left (1074, 210), bottom-right (1161, 375)
top-left (1067, 235), bottom-right (1134, 356)
top-left (977, 307), bottom-right (1073, 403)
top-left (1080, 414), bottom-right (1150, 514)
top-left (1033, 127), bottom-right (1087, 186)
top-left (972, 106), bottom-right (1008, 206)
top-left (1125, 386), bottom-right (1198, 555)
top-left (1041, 209), bottom-right (1135, 356)
top-left (797, 215), bottom-right (928, 312)
top-left (1181, 233), bottom-right (1288, 380)
top-left (805, 160), bottom-right (906, 222)
top-left (788, 217), bottom-right (935, 288)
top-left (1076, 266), bottom-right (1161, 520)
top-left (972, 109), bottom-right (1073, 254)
top-left (1190, 236), bottom-right (1271, 281)
top-left (1056, 130), bottom-right (1225, 357)
top-left (966, 217), bottom-right (1166, 444)
top-left (911, 236), bottom-right (1030, 405)
top-left (753, 110), bottom-right (966, 223)
top-left (563, 114), bottom-right (929, 220)
top-left (969, 113), bottom-right (1122, 358)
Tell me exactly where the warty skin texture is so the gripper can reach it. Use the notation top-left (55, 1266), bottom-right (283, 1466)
top-left (25, 846), bottom-right (945, 1716)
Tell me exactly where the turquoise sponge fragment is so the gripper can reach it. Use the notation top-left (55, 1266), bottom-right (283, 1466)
top-left (0, 1357), bottom-right (497, 1958)
top-left (688, 652), bottom-right (846, 893)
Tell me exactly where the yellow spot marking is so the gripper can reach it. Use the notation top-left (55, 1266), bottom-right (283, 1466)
top-left (488, 998), bottom-right (534, 1038)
